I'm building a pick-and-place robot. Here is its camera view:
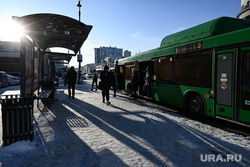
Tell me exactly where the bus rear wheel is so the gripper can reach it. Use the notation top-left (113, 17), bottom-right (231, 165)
top-left (185, 94), bottom-right (204, 119)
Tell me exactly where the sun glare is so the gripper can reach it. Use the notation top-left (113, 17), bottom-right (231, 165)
top-left (1, 19), bottom-right (23, 42)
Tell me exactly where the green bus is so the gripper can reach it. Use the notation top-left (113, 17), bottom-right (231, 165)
top-left (116, 17), bottom-right (250, 126)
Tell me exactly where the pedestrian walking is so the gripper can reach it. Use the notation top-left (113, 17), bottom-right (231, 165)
top-left (66, 66), bottom-right (77, 99)
top-left (131, 68), bottom-right (139, 99)
top-left (100, 65), bottom-right (113, 105)
top-left (91, 70), bottom-right (98, 91)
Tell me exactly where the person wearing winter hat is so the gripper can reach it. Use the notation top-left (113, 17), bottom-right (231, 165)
top-left (66, 66), bottom-right (77, 99)
top-left (100, 65), bottom-right (113, 105)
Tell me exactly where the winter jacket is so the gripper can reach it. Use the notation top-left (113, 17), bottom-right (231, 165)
top-left (66, 69), bottom-right (77, 85)
top-left (131, 71), bottom-right (139, 91)
top-left (100, 71), bottom-right (113, 89)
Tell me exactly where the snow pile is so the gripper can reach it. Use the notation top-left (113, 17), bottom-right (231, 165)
top-left (0, 140), bottom-right (36, 157)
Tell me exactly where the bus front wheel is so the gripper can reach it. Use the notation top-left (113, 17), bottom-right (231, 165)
top-left (185, 94), bottom-right (204, 119)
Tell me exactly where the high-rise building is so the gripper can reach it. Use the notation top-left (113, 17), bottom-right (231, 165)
top-left (124, 50), bottom-right (131, 58)
top-left (94, 46), bottom-right (123, 65)
top-left (237, 0), bottom-right (250, 19)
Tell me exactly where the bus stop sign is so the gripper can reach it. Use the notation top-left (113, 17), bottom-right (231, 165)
top-left (77, 54), bottom-right (82, 62)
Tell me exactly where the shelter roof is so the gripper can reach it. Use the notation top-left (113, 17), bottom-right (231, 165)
top-left (13, 13), bottom-right (92, 62)
top-left (45, 52), bottom-right (75, 63)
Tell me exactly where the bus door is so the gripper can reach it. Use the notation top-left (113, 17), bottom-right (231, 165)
top-left (117, 65), bottom-right (125, 90)
top-left (239, 48), bottom-right (250, 124)
top-left (215, 49), bottom-right (236, 120)
top-left (139, 60), bottom-right (151, 97)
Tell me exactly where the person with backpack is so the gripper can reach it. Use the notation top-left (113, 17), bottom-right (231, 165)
top-left (66, 66), bottom-right (77, 99)
top-left (91, 70), bottom-right (98, 91)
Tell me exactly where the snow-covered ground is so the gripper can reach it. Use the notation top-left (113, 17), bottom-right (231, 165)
top-left (0, 81), bottom-right (250, 167)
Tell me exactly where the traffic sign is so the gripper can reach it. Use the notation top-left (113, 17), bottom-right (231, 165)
top-left (77, 54), bottom-right (82, 62)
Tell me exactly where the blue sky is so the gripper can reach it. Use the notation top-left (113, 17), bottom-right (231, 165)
top-left (0, 0), bottom-right (240, 67)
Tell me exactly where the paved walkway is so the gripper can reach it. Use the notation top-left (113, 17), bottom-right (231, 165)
top-left (0, 80), bottom-right (250, 167)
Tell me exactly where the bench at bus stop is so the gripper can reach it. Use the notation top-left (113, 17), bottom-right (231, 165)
top-left (36, 89), bottom-right (53, 99)
top-left (36, 80), bottom-right (55, 100)
top-left (35, 79), bottom-right (55, 110)
top-left (35, 89), bottom-right (54, 111)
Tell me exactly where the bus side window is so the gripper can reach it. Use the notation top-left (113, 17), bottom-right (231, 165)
top-left (155, 56), bottom-right (174, 83)
top-left (175, 51), bottom-right (212, 88)
top-left (125, 66), bottom-right (133, 79)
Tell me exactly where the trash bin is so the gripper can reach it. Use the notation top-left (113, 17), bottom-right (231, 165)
top-left (0, 94), bottom-right (35, 146)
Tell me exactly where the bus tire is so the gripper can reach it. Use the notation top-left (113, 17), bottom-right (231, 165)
top-left (185, 94), bottom-right (204, 119)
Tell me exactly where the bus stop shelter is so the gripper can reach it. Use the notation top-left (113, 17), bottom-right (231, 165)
top-left (0, 13), bottom-right (92, 146)
top-left (13, 13), bottom-right (92, 94)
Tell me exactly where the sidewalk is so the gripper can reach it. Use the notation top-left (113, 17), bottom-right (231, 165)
top-left (0, 80), bottom-right (250, 167)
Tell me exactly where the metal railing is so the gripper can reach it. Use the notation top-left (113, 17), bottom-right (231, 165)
top-left (0, 94), bottom-right (34, 146)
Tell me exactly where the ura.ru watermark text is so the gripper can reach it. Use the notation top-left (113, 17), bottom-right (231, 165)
top-left (200, 154), bottom-right (242, 162)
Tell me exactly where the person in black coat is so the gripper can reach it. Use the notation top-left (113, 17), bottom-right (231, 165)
top-left (131, 68), bottom-right (139, 99)
top-left (100, 65), bottom-right (113, 105)
top-left (91, 70), bottom-right (98, 91)
top-left (66, 66), bottom-right (77, 99)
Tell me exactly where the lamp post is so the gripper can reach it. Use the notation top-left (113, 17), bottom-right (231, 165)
top-left (77, 0), bottom-right (82, 84)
